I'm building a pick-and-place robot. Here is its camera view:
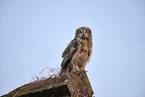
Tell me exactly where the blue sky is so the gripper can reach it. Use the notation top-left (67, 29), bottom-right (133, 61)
top-left (0, 0), bottom-right (145, 97)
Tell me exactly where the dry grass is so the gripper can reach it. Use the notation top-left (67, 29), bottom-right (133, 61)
top-left (21, 67), bottom-right (73, 92)
top-left (31, 67), bottom-right (60, 80)
top-left (22, 67), bottom-right (84, 93)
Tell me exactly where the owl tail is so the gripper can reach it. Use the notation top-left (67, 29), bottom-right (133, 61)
top-left (60, 62), bottom-right (73, 75)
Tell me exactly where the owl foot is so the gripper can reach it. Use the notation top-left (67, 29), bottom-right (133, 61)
top-left (77, 69), bottom-right (86, 74)
top-left (71, 69), bottom-right (86, 75)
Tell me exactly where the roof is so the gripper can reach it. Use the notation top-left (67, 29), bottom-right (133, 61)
top-left (2, 70), bottom-right (93, 97)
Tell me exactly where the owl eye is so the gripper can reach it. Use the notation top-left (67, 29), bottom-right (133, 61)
top-left (79, 30), bottom-right (82, 34)
top-left (85, 31), bottom-right (88, 34)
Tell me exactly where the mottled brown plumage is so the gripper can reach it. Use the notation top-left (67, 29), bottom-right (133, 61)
top-left (61, 27), bottom-right (92, 73)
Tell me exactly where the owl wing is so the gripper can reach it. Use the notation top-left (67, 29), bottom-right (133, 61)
top-left (61, 38), bottom-right (78, 69)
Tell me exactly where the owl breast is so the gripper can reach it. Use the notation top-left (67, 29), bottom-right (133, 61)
top-left (71, 39), bottom-right (92, 69)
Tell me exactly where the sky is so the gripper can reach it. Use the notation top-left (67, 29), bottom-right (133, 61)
top-left (0, 0), bottom-right (145, 97)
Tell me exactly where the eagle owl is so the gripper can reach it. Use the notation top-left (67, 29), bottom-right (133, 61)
top-left (61, 27), bottom-right (92, 73)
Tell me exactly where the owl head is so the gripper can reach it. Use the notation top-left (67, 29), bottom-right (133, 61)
top-left (75, 26), bottom-right (92, 40)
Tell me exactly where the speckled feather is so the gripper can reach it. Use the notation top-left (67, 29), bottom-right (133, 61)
top-left (61, 27), bottom-right (92, 72)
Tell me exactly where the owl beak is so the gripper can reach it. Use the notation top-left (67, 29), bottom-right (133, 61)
top-left (81, 33), bottom-right (85, 39)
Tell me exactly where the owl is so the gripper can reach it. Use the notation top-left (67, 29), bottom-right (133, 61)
top-left (61, 27), bottom-right (92, 73)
